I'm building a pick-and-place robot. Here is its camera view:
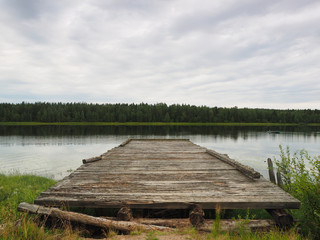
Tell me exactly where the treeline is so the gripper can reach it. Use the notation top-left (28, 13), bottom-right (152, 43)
top-left (0, 102), bottom-right (319, 123)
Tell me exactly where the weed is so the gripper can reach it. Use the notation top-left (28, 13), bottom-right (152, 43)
top-left (211, 205), bottom-right (221, 237)
top-left (146, 231), bottom-right (160, 240)
top-left (274, 146), bottom-right (320, 239)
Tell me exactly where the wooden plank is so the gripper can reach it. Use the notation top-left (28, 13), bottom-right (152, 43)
top-left (34, 197), bottom-right (300, 209)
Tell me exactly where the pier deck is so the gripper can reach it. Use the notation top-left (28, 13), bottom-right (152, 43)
top-left (35, 139), bottom-right (300, 210)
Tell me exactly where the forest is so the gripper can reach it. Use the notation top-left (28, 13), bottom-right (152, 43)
top-left (0, 102), bottom-right (319, 123)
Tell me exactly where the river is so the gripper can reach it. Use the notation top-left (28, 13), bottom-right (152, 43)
top-left (0, 125), bottom-right (319, 180)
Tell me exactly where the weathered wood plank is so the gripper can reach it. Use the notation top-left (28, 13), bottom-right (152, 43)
top-left (34, 197), bottom-right (300, 209)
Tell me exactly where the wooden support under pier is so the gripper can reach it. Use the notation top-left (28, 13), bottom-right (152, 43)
top-left (18, 202), bottom-right (278, 233)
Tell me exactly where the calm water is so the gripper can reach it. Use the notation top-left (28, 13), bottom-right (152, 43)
top-left (0, 125), bottom-right (319, 180)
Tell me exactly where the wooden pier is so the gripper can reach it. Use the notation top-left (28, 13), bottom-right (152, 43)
top-left (35, 139), bottom-right (300, 211)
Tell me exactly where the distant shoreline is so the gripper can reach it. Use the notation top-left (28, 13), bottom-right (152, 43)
top-left (1, 122), bottom-right (319, 126)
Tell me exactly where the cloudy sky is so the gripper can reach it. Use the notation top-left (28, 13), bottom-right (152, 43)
top-left (0, 0), bottom-right (319, 109)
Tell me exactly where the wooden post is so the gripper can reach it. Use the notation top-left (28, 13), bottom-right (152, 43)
top-left (117, 206), bottom-right (132, 221)
top-left (276, 169), bottom-right (283, 188)
top-left (266, 209), bottom-right (293, 228)
top-left (189, 205), bottom-right (205, 228)
top-left (267, 158), bottom-right (276, 184)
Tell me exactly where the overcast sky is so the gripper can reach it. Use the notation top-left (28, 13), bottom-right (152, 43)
top-left (0, 0), bottom-right (319, 109)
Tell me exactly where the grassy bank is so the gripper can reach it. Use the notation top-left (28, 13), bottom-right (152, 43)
top-left (0, 173), bottom-right (305, 239)
top-left (0, 121), bottom-right (315, 126)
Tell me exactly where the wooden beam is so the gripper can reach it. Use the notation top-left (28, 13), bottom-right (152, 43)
top-left (206, 149), bottom-right (260, 179)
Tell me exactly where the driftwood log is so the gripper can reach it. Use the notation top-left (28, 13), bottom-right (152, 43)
top-left (82, 156), bottom-right (102, 164)
top-left (18, 202), bottom-right (172, 232)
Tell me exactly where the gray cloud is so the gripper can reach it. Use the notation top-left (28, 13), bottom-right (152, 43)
top-left (0, 0), bottom-right (319, 109)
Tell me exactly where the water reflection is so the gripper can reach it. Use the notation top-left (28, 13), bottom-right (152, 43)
top-left (0, 125), bottom-right (319, 180)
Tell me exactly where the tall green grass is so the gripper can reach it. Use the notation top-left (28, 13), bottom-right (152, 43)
top-left (0, 173), bottom-right (56, 214)
top-left (0, 173), bottom-right (84, 239)
top-left (274, 146), bottom-right (320, 239)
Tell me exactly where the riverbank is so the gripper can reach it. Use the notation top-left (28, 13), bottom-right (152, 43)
top-left (1, 121), bottom-right (319, 126)
top-left (0, 173), bottom-right (305, 239)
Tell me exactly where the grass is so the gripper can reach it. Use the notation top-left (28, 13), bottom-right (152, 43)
top-left (0, 173), bottom-right (83, 239)
top-left (0, 170), bottom-right (308, 239)
top-left (0, 121), bottom-right (315, 126)
top-left (175, 227), bottom-right (303, 240)
top-left (0, 173), bottom-right (56, 214)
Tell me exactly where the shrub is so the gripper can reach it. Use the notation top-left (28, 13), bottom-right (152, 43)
top-left (274, 146), bottom-right (320, 239)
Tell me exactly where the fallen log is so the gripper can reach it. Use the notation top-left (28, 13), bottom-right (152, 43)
top-left (101, 217), bottom-right (276, 232)
top-left (134, 218), bottom-right (276, 232)
top-left (18, 202), bottom-right (172, 232)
